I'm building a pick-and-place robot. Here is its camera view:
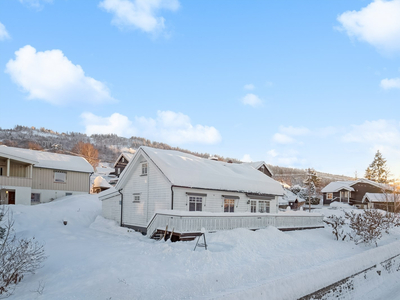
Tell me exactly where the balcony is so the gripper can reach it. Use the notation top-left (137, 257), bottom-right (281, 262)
top-left (0, 176), bottom-right (32, 188)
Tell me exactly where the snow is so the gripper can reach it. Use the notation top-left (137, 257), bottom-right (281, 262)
top-left (135, 147), bottom-right (284, 196)
top-left (5, 194), bottom-right (400, 300)
top-left (329, 201), bottom-right (354, 209)
top-left (0, 145), bottom-right (93, 173)
top-left (321, 178), bottom-right (389, 193)
top-left (363, 192), bottom-right (396, 203)
top-left (242, 161), bottom-right (273, 175)
top-left (93, 176), bottom-right (112, 188)
top-left (113, 152), bottom-right (135, 167)
top-left (321, 181), bottom-right (355, 193)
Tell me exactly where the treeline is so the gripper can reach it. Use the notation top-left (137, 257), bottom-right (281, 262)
top-left (0, 125), bottom-right (352, 186)
top-left (0, 125), bottom-right (240, 163)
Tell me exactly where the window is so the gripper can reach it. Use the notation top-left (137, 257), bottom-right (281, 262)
top-left (31, 193), bottom-right (40, 204)
top-left (250, 200), bottom-right (257, 213)
top-left (117, 168), bottom-right (121, 175)
top-left (66, 193), bottom-right (72, 196)
top-left (224, 199), bottom-right (235, 213)
top-left (189, 196), bottom-right (202, 211)
top-left (0, 167), bottom-right (2, 176)
top-left (133, 195), bottom-right (140, 202)
top-left (54, 171), bottom-right (67, 183)
top-left (122, 157), bottom-right (125, 162)
top-left (142, 163), bottom-right (148, 175)
top-left (327, 193), bottom-right (333, 200)
top-left (258, 200), bottom-right (270, 213)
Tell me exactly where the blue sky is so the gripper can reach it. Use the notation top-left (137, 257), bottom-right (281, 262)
top-left (1, 0), bottom-right (400, 178)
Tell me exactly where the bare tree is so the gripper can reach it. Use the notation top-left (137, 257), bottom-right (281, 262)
top-left (0, 206), bottom-right (46, 298)
top-left (72, 142), bottom-right (100, 170)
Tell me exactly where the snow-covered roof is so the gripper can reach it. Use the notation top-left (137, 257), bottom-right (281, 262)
top-left (321, 181), bottom-right (355, 193)
top-left (322, 178), bottom-right (388, 193)
top-left (362, 193), bottom-right (397, 203)
top-left (0, 145), bottom-right (93, 173)
top-left (243, 161), bottom-right (273, 176)
top-left (278, 189), bottom-right (305, 205)
top-left (93, 176), bottom-right (112, 188)
top-left (113, 152), bottom-right (136, 167)
top-left (120, 147), bottom-right (284, 196)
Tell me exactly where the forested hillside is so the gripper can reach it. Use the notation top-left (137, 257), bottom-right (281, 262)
top-left (0, 125), bottom-right (353, 187)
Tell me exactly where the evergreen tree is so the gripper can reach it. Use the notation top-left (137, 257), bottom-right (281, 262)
top-left (365, 150), bottom-right (389, 184)
top-left (304, 168), bottom-right (321, 188)
top-left (304, 168), bottom-right (320, 210)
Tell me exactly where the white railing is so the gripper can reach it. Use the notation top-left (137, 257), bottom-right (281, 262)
top-left (146, 211), bottom-right (324, 238)
top-left (0, 176), bottom-right (32, 187)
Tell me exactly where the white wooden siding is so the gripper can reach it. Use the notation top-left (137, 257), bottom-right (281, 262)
top-left (121, 154), bottom-right (171, 228)
top-left (32, 168), bottom-right (89, 192)
top-left (102, 194), bottom-right (121, 223)
top-left (173, 187), bottom-right (278, 214)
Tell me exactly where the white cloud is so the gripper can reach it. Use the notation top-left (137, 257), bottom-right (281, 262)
top-left (272, 133), bottom-right (295, 144)
top-left (279, 126), bottom-right (310, 136)
top-left (380, 77), bottom-right (400, 89)
top-left (243, 84), bottom-right (255, 90)
top-left (266, 149), bottom-right (303, 167)
top-left (241, 154), bottom-right (252, 162)
top-left (241, 93), bottom-right (263, 107)
top-left (5, 45), bottom-right (115, 106)
top-left (266, 149), bottom-right (278, 157)
top-left (99, 0), bottom-right (180, 33)
top-left (342, 119), bottom-right (400, 145)
top-left (337, 0), bottom-right (400, 53)
top-left (81, 112), bottom-right (136, 137)
top-left (19, 0), bottom-right (52, 9)
top-left (81, 110), bottom-right (222, 145)
top-left (0, 22), bottom-right (10, 41)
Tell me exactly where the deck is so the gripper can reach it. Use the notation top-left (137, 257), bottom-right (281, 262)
top-left (146, 210), bottom-right (324, 240)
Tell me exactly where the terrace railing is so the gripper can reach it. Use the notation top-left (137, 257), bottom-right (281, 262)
top-left (147, 211), bottom-right (324, 238)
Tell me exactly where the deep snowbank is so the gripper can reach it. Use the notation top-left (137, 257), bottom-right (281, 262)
top-left (5, 196), bottom-right (400, 300)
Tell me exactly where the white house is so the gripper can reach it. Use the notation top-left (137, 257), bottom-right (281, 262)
top-left (100, 147), bottom-right (324, 239)
top-left (0, 145), bottom-right (93, 205)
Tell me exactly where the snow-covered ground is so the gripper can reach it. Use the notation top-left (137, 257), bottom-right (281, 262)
top-left (5, 195), bottom-right (400, 300)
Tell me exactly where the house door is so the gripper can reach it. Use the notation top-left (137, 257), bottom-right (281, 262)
top-left (8, 191), bottom-right (15, 205)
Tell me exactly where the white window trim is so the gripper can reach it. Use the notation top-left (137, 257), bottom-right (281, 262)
top-left (141, 163), bottom-right (148, 175)
top-left (54, 171), bottom-right (67, 183)
top-left (188, 196), bottom-right (203, 211)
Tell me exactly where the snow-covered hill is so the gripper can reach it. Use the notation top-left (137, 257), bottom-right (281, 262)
top-left (5, 195), bottom-right (400, 299)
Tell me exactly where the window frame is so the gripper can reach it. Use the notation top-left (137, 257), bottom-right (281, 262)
top-left (327, 193), bottom-right (333, 200)
top-left (54, 171), bottom-right (67, 183)
top-left (31, 193), bottom-right (41, 204)
top-left (259, 200), bottom-right (270, 213)
top-left (224, 198), bottom-right (235, 213)
top-left (141, 163), bottom-right (148, 175)
top-left (133, 195), bottom-right (141, 202)
top-left (189, 196), bottom-right (202, 211)
top-left (250, 200), bottom-right (257, 213)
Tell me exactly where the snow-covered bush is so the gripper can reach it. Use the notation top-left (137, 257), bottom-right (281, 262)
top-left (324, 215), bottom-right (347, 241)
top-left (344, 209), bottom-right (400, 247)
top-left (0, 206), bottom-right (46, 298)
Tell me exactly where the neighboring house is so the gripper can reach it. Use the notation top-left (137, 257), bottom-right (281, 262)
top-left (278, 189), bottom-right (306, 210)
top-left (321, 178), bottom-right (389, 207)
top-left (362, 193), bottom-right (398, 212)
top-left (100, 147), bottom-right (323, 239)
top-left (110, 152), bottom-right (136, 177)
top-left (243, 161), bottom-right (273, 177)
top-left (0, 145), bottom-right (93, 205)
top-left (92, 176), bottom-right (112, 194)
